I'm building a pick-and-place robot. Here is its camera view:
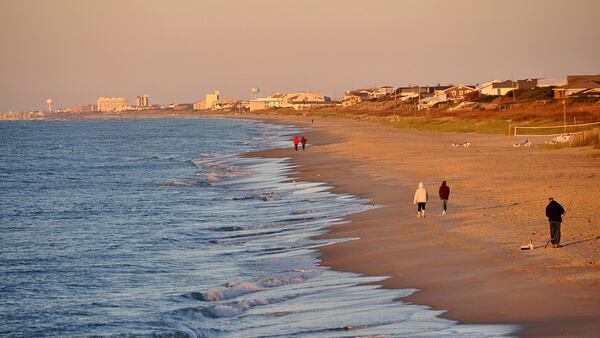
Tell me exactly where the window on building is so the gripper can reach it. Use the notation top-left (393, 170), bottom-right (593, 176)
top-left (459, 90), bottom-right (463, 95)
top-left (452, 91), bottom-right (456, 96)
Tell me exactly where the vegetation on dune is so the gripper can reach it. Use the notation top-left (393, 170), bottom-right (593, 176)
top-left (509, 87), bottom-right (554, 101)
top-left (384, 117), bottom-right (511, 134)
top-left (470, 95), bottom-right (497, 103)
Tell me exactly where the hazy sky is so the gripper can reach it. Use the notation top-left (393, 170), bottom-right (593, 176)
top-left (1, 0), bottom-right (599, 111)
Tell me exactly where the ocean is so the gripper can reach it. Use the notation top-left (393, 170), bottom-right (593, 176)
top-left (0, 118), bottom-right (515, 337)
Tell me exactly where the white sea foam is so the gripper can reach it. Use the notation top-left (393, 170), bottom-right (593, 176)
top-left (202, 281), bottom-right (262, 301)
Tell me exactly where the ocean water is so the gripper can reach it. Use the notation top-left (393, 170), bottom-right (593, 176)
top-left (0, 118), bottom-right (516, 337)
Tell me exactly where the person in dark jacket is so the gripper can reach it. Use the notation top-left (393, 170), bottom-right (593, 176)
top-left (439, 181), bottom-right (450, 215)
top-left (545, 197), bottom-right (565, 248)
top-left (301, 136), bottom-right (308, 150)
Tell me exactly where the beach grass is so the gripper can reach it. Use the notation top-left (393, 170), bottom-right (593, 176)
top-left (539, 142), bottom-right (570, 150)
top-left (384, 117), bottom-right (527, 135)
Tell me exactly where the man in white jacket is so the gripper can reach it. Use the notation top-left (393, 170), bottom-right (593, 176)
top-left (413, 182), bottom-right (428, 218)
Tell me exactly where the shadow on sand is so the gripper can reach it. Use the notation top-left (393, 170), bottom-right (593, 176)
top-left (562, 235), bottom-right (600, 248)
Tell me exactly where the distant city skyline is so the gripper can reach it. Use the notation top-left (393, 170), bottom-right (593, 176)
top-left (1, 0), bottom-right (599, 112)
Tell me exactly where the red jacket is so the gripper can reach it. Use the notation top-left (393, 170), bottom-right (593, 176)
top-left (301, 137), bottom-right (307, 144)
top-left (439, 181), bottom-right (450, 199)
top-left (293, 137), bottom-right (299, 145)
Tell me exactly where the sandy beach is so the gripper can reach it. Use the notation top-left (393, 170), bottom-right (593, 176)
top-left (245, 114), bottom-right (600, 337)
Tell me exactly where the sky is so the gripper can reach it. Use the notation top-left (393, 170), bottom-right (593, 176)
top-left (1, 0), bottom-right (599, 112)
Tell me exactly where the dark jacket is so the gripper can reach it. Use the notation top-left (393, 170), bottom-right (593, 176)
top-left (545, 200), bottom-right (565, 222)
top-left (439, 181), bottom-right (450, 200)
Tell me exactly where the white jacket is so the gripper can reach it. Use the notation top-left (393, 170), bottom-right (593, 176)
top-left (413, 182), bottom-right (428, 204)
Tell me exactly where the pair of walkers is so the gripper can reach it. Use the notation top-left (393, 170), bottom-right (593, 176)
top-left (413, 181), bottom-right (450, 218)
top-left (292, 136), bottom-right (308, 151)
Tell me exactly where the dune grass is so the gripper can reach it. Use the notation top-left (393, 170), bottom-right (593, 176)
top-left (383, 117), bottom-right (510, 134)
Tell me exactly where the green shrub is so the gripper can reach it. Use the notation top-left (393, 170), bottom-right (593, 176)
top-left (512, 87), bottom-right (554, 101)
top-left (471, 95), bottom-right (497, 103)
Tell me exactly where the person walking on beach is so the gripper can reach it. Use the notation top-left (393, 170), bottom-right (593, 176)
top-left (413, 182), bottom-right (428, 218)
top-left (293, 136), bottom-right (299, 151)
top-left (301, 136), bottom-right (307, 150)
top-left (545, 197), bottom-right (565, 248)
top-left (439, 181), bottom-right (450, 215)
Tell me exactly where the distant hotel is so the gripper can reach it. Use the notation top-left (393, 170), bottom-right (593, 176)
top-left (97, 97), bottom-right (128, 112)
top-left (135, 94), bottom-right (150, 107)
top-left (71, 104), bottom-right (96, 113)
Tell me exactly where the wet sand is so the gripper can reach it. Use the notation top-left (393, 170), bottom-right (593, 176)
top-left (245, 114), bottom-right (600, 337)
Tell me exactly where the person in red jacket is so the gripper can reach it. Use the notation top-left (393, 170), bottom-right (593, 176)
top-left (300, 136), bottom-right (307, 150)
top-left (439, 181), bottom-right (450, 215)
top-left (293, 136), bottom-right (299, 151)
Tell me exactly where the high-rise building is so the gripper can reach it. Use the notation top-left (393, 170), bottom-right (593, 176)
top-left (71, 104), bottom-right (97, 113)
top-left (135, 94), bottom-right (150, 107)
top-left (97, 97), bottom-right (128, 112)
top-left (205, 91), bottom-right (220, 109)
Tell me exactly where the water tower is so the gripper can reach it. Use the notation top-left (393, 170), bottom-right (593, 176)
top-left (46, 98), bottom-right (53, 112)
top-left (250, 87), bottom-right (260, 100)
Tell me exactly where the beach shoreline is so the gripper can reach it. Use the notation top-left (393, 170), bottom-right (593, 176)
top-left (242, 113), bottom-right (600, 337)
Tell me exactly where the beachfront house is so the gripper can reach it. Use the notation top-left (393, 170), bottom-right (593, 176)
top-left (193, 100), bottom-right (206, 110)
top-left (370, 86), bottom-right (396, 99)
top-left (492, 81), bottom-right (517, 96)
top-left (553, 74), bottom-right (600, 99)
top-left (393, 86), bottom-right (428, 101)
top-left (249, 91), bottom-right (332, 111)
top-left (173, 103), bottom-right (193, 111)
top-left (342, 90), bottom-right (371, 107)
top-left (249, 94), bottom-right (286, 111)
top-left (478, 79), bottom-right (539, 96)
top-left (442, 85), bottom-right (476, 101)
top-left (211, 99), bottom-right (239, 111)
top-left (418, 94), bottom-right (448, 110)
top-left (284, 92), bottom-right (332, 110)
top-left (478, 81), bottom-right (503, 96)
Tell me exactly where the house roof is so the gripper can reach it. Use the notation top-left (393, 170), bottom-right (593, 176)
top-left (537, 78), bottom-right (566, 87)
top-left (492, 80), bottom-right (516, 89)
top-left (444, 85), bottom-right (476, 92)
top-left (430, 85), bottom-right (452, 91)
top-left (345, 92), bottom-right (370, 98)
top-left (269, 93), bottom-right (287, 99)
top-left (476, 80), bottom-right (501, 90)
top-left (561, 75), bottom-right (600, 89)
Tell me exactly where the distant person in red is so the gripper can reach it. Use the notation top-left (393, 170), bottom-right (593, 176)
top-left (293, 136), bottom-right (299, 151)
top-left (301, 136), bottom-right (307, 150)
top-left (439, 181), bottom-right (450, 215)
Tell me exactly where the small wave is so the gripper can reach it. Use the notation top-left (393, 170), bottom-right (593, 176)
top-left (214, 226), bottom-right (244, 232)
top-left (196, 170), bottom-right (249, 183)
top-left (193, 273), bottom-right (316, 303)
top-left (193, 281), bottom-right (262, 301)
top-left (160, 179), bottom-right (208, 187)
top-left (225, 193), bottom-right (274, 202)
top-left (131, 155), bottom-right (179, 162)
top-left (204, 298), bottom-right (269, 318)
top-left (290, 210), bottom-right (318, 216)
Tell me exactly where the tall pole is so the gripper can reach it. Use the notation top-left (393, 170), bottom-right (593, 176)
top-left (562, 100), bottom-right (567, 134)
